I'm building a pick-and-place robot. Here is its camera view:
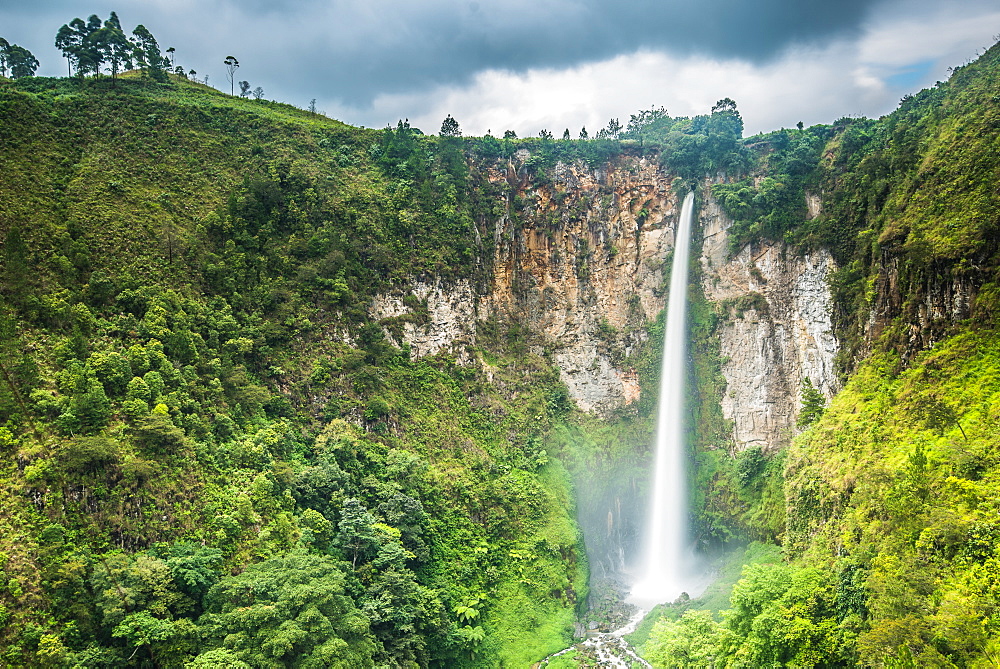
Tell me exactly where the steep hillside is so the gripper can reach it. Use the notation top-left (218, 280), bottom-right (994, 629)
top-left (637, 41), bottom-right (1000, 667)
top-left (0, 74), bottom-right (594, 667)
top-left (3, 37), bottom-right (997, 668)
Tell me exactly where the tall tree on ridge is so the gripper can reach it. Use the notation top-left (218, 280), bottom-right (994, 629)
top-left (82, 14), bottom-right (104, 76)
top-left (0, 38), bottom-right (9, 77)
top-left (5, 44), bottom-right (39, 79)
top-left (132, 24), bottom-right (166, 81)
top-left (439, 114), bottom-right (461, 137)
top-left (55, 16), bottom-right (98, 77)
top-left (55, 23), bottom-right (81, 75)
top-left (224, 55), bottom-right (239, 95)
top-left (94, 12), bottom-right (132, 80)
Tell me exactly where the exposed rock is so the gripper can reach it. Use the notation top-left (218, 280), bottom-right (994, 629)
top-left (367, 157), bottom-right (842, 450)
top-left (700, 191), bottom-right (840, 452)
top-left (805, 191), bottom-right (822, 220)
top-left (483, 156), bottom-right (675, 416)
top-left (370, 154), bottom-right (677, 418)
top-left (864, 251), bottom-right (978, 364)
top-left (370, 280), bottom-right (477, 364)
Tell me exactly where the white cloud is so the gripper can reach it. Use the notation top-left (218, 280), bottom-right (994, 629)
top-left (326, 1), bottom-right (999, 137)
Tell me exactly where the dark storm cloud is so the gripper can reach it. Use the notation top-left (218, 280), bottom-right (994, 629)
top-left (267, 0), bottom-right (880, 105)
top-left (3, 0), bottom-right (881, 107)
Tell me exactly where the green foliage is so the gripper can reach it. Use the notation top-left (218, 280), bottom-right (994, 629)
top-left (817, 45), bottom-right (1000, 367)
top-left (4, 26), bottom-right (996, 667)
top-left (1, 43), bottom-right (39, 79)
top-left (0, 70), bottom-right (586, 666)
top-left (797, 377), bottom-right (826, 427)
top-left (199, 551), bottom-right (377, 667)
top-left (644, 609), bottom-right (733, 666)
top-left (713, 126), bottom-right (828, 254)
top-left (776, 330), bottom-right (1000, 666)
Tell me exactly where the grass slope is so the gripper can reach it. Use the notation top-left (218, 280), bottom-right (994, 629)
top-left (0, 73), bottom-right (587, 666)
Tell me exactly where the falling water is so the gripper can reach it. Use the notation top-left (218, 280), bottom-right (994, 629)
top-left (630, 191), bottom-right (696, 606)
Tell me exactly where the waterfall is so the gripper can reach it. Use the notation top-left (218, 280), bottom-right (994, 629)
top-left (630, 190), bottom-right (696, 606)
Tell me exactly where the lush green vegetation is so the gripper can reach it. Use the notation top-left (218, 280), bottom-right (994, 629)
top-left (4, 15), bottom-right (1000, 666)
top-left (0, 72), bottom-right (594, 666)
top-left (635, 40), bottom-right (1000, 668)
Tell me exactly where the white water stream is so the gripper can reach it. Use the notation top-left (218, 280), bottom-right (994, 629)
top-left (630, 191), bottom-right (697, 606)
top-left (539, 193), bottom-right (702, 667)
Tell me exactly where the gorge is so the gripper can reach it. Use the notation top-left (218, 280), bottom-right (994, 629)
top-left (0, 38), bottom-right (999, 668)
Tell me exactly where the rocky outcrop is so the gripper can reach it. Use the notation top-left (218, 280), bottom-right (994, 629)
top-left (370, 280), bottom-right (477, 363)
top-left (865, 251), bottom-right (978, 363)
top-left (369, 154), bottom-right (842, 451)
top-left (700, 193), bottom-right (839, 452)
top-left (372, 153), bottom-right (677, 417)
top-left (483, 155), bottom-right (677, 415)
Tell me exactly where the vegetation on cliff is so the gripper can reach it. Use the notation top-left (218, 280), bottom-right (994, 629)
top-left (0, 70), bottom-right (591, 666)
top-left (638, 40), bottom-right (1000, 668)
top-left (3, 11), bottom-right (999, 666)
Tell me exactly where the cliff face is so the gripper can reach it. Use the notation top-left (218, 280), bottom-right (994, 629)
top-left (373, 153), bottom-right (677, 416)
top-left (863, 251), bottom-right (978, 363)
top-left (699, 193), bottom-right (839, 452)
top-left (484, 154), bottom-right (677, 414)
top-left (371, 154), bottom-right (841, 451)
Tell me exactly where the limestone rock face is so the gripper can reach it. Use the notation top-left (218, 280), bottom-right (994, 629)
top-left (482, 155), bottom-right (677, 416)
top-left (700, 191), bottom-right (840, 451)
top-left (368, 154), bottom-right (842, 450)
top-left (369, 280), bottom-right (477, 364)
top-left (371, 153), bottom-right (677, 418)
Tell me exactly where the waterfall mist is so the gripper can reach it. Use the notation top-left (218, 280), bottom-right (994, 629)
top-left (630, 191), bottom-right (700, 606)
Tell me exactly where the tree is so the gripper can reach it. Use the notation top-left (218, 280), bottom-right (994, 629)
top-left (798, 377), bottom-right (826, 427)
top-left (54, 23), bottom-right (80, 76)
top-left (252, 86), bottom-right (264, 100)
top-left (132, 407), bottom-right (186, 454)
top-left (198, 552), bottom-right (376, 667)
top-left (223, 55), bottom-right (239, 95)
top-left (238, 80), bottom-right (250, 97)
top-left (562, 128), bottom-right (571, 140)
top-left (503, 129), bottom-right (517, 139)
top-left (710, 97), bottom-right (744, 138)
top-left (579, 126), bottom-right (589, 139)
top-left (94, 12), bottom-right (132, 80)
top-left (55, 17), bottom-right (98, 77)
top-left (712, 97), bottom-right (738, 114)
top-left (0, 38), bottom-right (9, 77)
top-left (79, 14), bottom-right (104, 76)
top-left (133, 25), bottom-right (166, 80)
top-left (5, 44), bottom-right (38, 79)
top-left (605, 117), bottom-right (622, 139)
top-left (336, 498), bottom-right (378, 567)
top-left (624, 106), bottom-right (673, 143)
top-left (538, 128), bottom-right (553, 140)
top-left (439, 114), bottom-right (462, 137)
top-left (165, 46), bottom-right (175, 67)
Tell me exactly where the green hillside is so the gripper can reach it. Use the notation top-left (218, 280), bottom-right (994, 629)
top-left (0, 72), bottom-right (592, 667)
top-left (636, 42), bottom-right (1000, 667)
top-left (2, 33), bottom-right (1000, 668)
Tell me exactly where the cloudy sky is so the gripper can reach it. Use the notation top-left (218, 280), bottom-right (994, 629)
top-left (3, 0), bottom-right (998, 137)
